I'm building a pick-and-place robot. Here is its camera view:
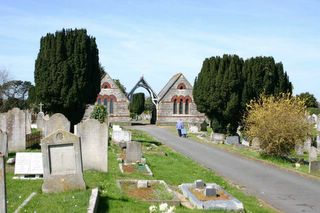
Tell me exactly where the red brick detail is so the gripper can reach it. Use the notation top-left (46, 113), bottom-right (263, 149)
top-left (177, 83), bottom-right (186, 90)
top-left (101, 82), bottom-right (111, 89)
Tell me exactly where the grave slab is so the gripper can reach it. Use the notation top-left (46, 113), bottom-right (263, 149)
top-left (14, 152), bottom-right (43, 179)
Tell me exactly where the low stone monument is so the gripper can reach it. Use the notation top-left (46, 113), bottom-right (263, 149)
top-left (309, 146), bottom-right (318, 162)
top-left (41, 129), bottom-right (85, 193)
top-left (14, 152), bottom-right (43, 179)
top-left (126, 141), bottom-right (142, 163)
top-left (303, 138), bottom-right (312, 153)
top-left (0, 154), bottom-right (7, 213)
top-left (210, 133), bottom-right (225, 143)
top-left (76, 119), bottom-right (108, 172)
top-left (225, 136), bottom-right (240, 145)
top-left (112, 130), bottom-right (131, 143)
top-left (251, 137), bottom-right (261, 149)
top-left (189, 125), bottom-right (199, 134)
top-left (6, 108), bottom-right (26, 152)
top-left (44, 113), bottom-right (70, 137)
top-left (0, 130), bottom-right (8, 158)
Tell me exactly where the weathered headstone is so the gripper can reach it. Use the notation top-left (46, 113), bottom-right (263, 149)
top-left (304, 138), bottom-right (312, 153)
top-left (6, 108), bottom-right (26, 152)
top-left (44, 113), bottom-right (70, 137)
top-left (25, 110), bottom-right (32, 134)
top-left (251, 137), bottom-right (261, 149)
top-left (295, 144), bottom-right (304, 156)
top-left (0, 113), bottom-right (6, 132)
top-left (76, 119), bottom-right (108, 172)
top-left (126, 141), bottom-right (142, 163)
top-left (14, 152), bottom-right (43, 179)
top-left (41, 129), bottom-right (85, 193)
top-left (0, 130), bottom-right (8, 157)
top-left (0, 154), bottom-right (7, 213)
top-left (195, 179), bottom-right (205, 188)
top-left (189, 125), bottom-right (199, 134)
top-left (36, 113), bottom-right (47, 136)
top-left (309, 161), bottom-right (320, 174)
top-left (225, 136), bottom-right (240, 145)
top-left (210, 133), bottom-right (225, 143)
top-left (112, 130), bottom-right (131, 143)
top-left (309, 146), bottom-right (318, 162)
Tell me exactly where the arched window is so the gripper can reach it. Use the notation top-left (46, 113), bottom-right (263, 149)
top-left (179, 99), bottom-right (183, 114)
top-left (109, 99), bottom-right (114, 114)
top-left (177, 83), bottom-right (186, 90)
top-left (101, 82), bottom-right (111, 89)
top-left (103, 98), bottom-right (108, 107)
top-left (97, 98), bottom-right (101, 105)
top-left (185, 99), bottom-right (189, 114)
top-left (173, 99), bottom-right (177, 114)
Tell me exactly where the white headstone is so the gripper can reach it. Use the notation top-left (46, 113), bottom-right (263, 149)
top-left (112, 130), bottom-right (131, 143)
top-left (44, 113), bottom-right (70, 136)
top-left (76, 119), bottom-right (108, 172)
top-left (14, 152), bottom-right (43, 177)
top-left (304, 138), bottom-right (312, 153)
top-left (309, 146), bottom-right (318, 162)
top-left (6, 108), bottom-right (26, 152)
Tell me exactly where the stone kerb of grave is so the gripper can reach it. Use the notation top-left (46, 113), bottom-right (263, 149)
top-left (0, 153), bottom-right (7, 213)
top-left (6, 108), bottom-right (26, 152)
top-left (44, 113), bottom-right (70, 137)
top-left (0, 130), bottom-right (8, 158)
top-left (41, 129), bottom-right (85, 193)
top-left (76, 119), bottom-right (108, 172)
top-left (179, 180), bottom-right (244, 211)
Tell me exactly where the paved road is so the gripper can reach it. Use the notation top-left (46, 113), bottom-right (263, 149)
top-left (131, 125), bottom-right (320, 213)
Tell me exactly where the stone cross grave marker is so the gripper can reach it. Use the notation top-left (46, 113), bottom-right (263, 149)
top-left (14, 152), bottom-right (43, 179)
top-left (125, 141), bottom-right (142, 163)
top-left (44, 113), bottom-right (70, 137)
top-left (76, 119), bottom-right (108, 172)
top-left (0, 154), bottom-right (7, 213)
top-left (0, 130), bottom-right (8, 158)
top-left (41, 129), bottom-right (85, 193)
top-left (6, 108), bottom-right (26, 152)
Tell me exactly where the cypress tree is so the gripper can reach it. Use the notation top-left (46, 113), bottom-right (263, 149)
top-left (34, 28), bottom-right (101, 125)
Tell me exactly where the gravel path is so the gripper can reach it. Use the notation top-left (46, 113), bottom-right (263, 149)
top-left (131, 125), bottom-right (320, 213)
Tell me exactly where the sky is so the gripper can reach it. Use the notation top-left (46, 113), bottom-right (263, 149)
top-left (0, 0), bottom-right (319, 99)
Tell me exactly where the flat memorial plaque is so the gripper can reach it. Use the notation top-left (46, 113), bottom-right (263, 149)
top-left (49, 144), bottom-right (76, 175)
top-left (14, 152), bottom-right (43, 175)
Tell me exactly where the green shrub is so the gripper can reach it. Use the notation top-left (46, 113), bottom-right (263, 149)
top-left (90, 104), bottom-right (107, 123)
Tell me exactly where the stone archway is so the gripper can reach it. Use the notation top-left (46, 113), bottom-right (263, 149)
top-left (127, 76), bottom-right (158, 124)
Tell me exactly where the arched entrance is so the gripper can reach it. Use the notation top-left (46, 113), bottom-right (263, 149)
top-left (127, 76), bottom-right (158, 124)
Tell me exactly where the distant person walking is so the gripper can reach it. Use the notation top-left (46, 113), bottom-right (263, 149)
top-left (176, 119), bottom-right (184, 137)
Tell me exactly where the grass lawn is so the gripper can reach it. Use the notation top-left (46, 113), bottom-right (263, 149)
top-left (5, 128), bottom-right (277, 212)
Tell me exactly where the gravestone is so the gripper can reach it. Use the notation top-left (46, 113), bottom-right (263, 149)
top-left (44, 113), bottom-right (70, 137)
top-left (0, 130), bottom-right (8, 157)
top-left (41, 129), bottom-right (85, 193)
top-left (126, 141), bottom-right (142, 163)
top-left (14, 152), bottom-right (43, 179)
top-left (309, 161), bottom-right (320, 174)
top-left (304, 138), bottom-right (311, 153)
top-left (295, 144), bottom-right (304, 156)
top-left (309, 146), bottom-right (318, 162)
top-left (25, 110), bottom-right (32, 134)
top-left (189, 125), bottom-right (199, 134)
top-left (112, 125), bottom-right (122, 131)
top-left (0, 113), bottom-right (6, 132)
top-left (204, 185), bottom-right (216, 197)
top-left (112, 130), bottom-right (131, 143)
top-left (225, 136), bottom-right (240, 145)
top-left (251, 137), bottom-right (261, 149)
top-left (241, 139), bottom-right (250, 147)
top-left (6, 108), bottom-right (26, 152)
top-left (210, 133), bottom-right (225, 143)
top-left (195, 179), bottom-right (205, 188)
top-left (36, 113), bottom-right (48, 136)
top-left (76, 119), bottom-right (108, 172)
top-left (0, 154), bottom-right (7, 213)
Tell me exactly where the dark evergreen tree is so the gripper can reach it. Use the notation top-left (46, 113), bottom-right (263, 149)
top-left (194, 54), bottom-right (292, 134)
top-left (129, 93), bottom-right (145, 116)
top-left (34, 28), bottom-right (101, 125)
